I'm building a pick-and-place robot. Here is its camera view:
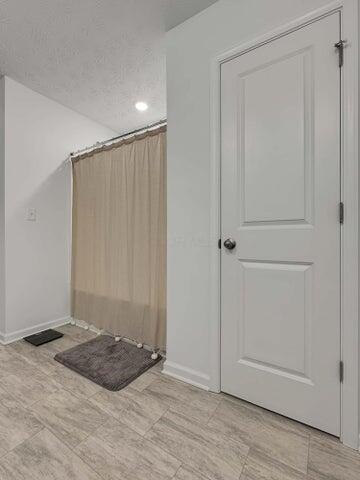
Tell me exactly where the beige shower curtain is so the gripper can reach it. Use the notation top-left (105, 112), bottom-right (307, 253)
top-left (71, 127), bottom-right (166, 350)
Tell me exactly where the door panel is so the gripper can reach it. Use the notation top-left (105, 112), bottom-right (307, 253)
top-left (221, 13), bottom-right (340, 435)
top-left (239, 261), bottom-right (312, 378)
top-left (241, 50), bottom-right (311, 224)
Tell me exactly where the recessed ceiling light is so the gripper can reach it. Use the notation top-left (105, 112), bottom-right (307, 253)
top-left (135, 102), bottom-right (148, 112)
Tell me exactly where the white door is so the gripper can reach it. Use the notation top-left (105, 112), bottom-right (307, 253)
top-left (221, 13), bottom-right (341, 435)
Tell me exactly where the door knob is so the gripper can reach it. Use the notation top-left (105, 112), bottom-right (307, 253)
top-left (224, 238), bottom-right (236, 250)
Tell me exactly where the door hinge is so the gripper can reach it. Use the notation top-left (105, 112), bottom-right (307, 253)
top-left (339, 202), bottom-right (344, 224)
top-left (334, 40), bottom-right (346, 68)
top-left (218, 238), bottom-right (221, 249)
top-left (339, 361), bottom-right (344, 383)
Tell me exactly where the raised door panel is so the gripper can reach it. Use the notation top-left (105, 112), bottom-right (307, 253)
top-left (237, 260), bottom-right (312, 381)
top-left (236, 49), bottom-right (313, 226)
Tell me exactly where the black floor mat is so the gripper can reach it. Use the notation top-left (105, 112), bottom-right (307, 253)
top-left (24, 329), bottom-right (64, 346)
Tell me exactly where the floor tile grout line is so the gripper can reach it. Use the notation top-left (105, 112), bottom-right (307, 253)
top-left (240, 445), bottom-right (311, 480)
top-left (73, 414), bottom-right (181, 480)
top-left (71, 452), bottom-right (109, 480)
top-left (0, 382), bottom-right (63, 421)
top-left (205, 398), bottom-right (223, 426)
top-left (0, 426), bottom-right (46, 460)
top-left (145, 428), bottom-right (247, 480)
top-left (86, 396), bottom-right (139, 433)
top-left (43, 427), bottom-right (108, 480)
top-left (176, 463), bottom-right (214, 480)
top-left (127, 400), bottom-right (171, 437)
top-left (48, 365), bottom-right (103, 400)
top-left (203, 400), bottom-right (310, 476)
top-left (251, 444), bottom-right (309, 477)
top-left (8, 339), bottom-right (79, 374)
top-left (74, 413), bottom-right (124, 452)
top-left (39, 415), bottom-right (110, 458)
top-left (144, 406), bottom-right (251, 473)
top-left (172, 462), bottom-right (183, 479)
top-left (73, 411), bottom-right (112, 447)
top-left (22, 385), bottom-right (113, 448)
top-left (199, 404), bottom-right (255, 453)
top-left (166, 403), bottom-right (220, 427)
top-left (22, 371), bottom-right (104, 413)
top-left (0, 450), bottom-right (7, 461)
top-left (215, 394), bottom-right (312, 441)
top-left (237, 447), bottom-right (251, 480)
top-left (20, 384), bottom-right (66, 414)
top-left (86, 384), bottom-right (173, 438)
top-left (144, 435), bottom-right (187, 469)
top-left (306, 432), bottom-right (311, 475)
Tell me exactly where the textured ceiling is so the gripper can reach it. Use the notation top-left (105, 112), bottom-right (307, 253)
top-left (0, 0), bottom-right (217, 133)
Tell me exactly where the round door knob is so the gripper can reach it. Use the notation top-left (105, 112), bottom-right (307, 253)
top-left (224, 238), bottom-right (236, 250)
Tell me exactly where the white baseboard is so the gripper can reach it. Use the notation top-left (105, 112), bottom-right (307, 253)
top-left (0, 316), bottom-right (71, 345)
top-left (162, 360), bottom-right (210, 391)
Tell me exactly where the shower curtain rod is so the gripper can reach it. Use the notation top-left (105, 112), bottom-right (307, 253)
top-left (70, 118), bottom-right (167, 159)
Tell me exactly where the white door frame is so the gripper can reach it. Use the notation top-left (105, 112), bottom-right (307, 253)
top-left (209, 0), bottom-right (359, 449)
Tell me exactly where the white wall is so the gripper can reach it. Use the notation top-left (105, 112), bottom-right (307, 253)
top-left (165, 0), bottom-right (341, 387)
top-left (0, 77), bottom-right (5, 334)
top-left (0, 76), bottom-right (116, 341)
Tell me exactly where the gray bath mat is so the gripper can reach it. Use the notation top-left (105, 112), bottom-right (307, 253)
top-left (54, 335), bottom-right (161, 391)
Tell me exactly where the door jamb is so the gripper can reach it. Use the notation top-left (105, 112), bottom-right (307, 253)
top-left (209, 0), bottom-right (359, 449)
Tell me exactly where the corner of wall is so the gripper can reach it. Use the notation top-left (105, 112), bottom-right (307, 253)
top-left (0, 76), bottom-right (116, 340)
top-left (0, 75), bottom-right (5, 335)
top-left (162, 359), bottom-right (211, 391)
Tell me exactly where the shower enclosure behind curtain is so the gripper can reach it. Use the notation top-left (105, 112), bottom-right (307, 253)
top-left (71, 126), bottom-right (166, 350)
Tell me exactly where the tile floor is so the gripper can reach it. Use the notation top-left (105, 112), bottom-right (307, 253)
top-left (0, 325), bottom-right (359, 479)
